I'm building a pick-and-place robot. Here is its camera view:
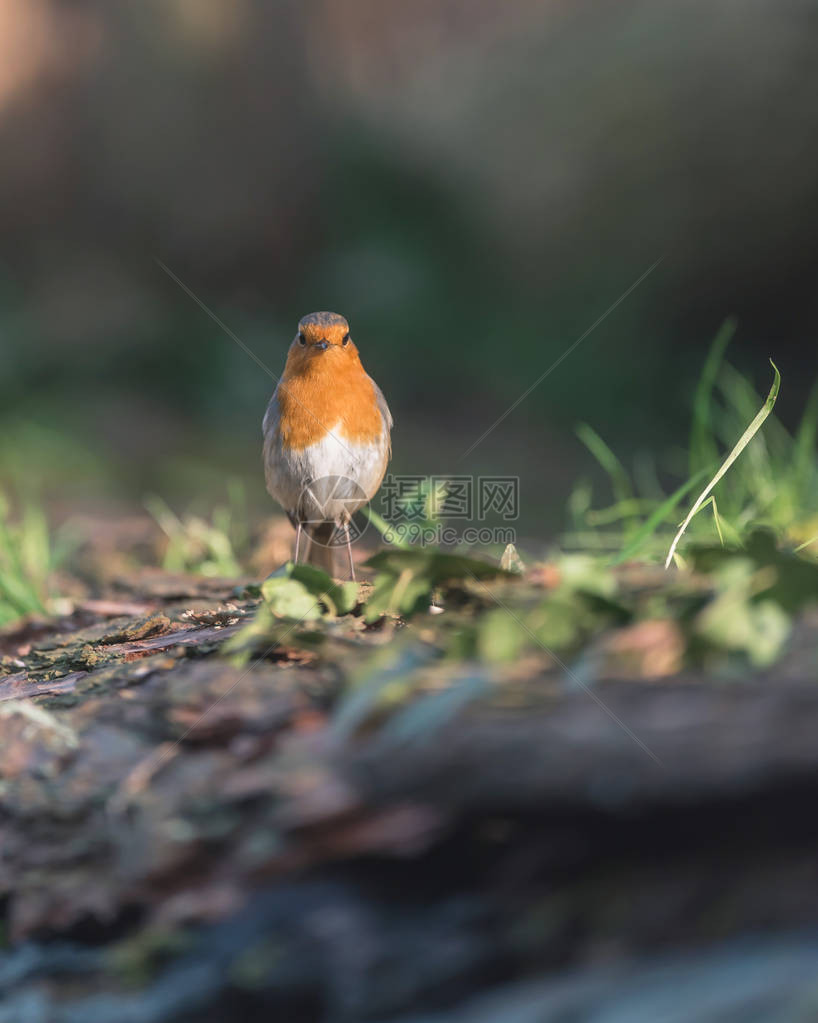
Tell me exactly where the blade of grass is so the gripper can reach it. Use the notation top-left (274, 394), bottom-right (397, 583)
top-left (586, 499), bottom-right (664, 527)
top-left (719, 362), bottom-right (792, 455)
top-left (689, 318), bottom-right (736, 478)
top-left (20, 505), bottom-right (50, 587)
top-left (360, 505), bottom-right (411, 549)
top-left (700, 495), bottom-right (725, 545)
top-left (567, 479), bottom-right (593, 532)
top-left (793, 380), bottom-right (818, 493)
top-left (561, 531), bottom-right (624, 552)
top-left (715, 365), bottom-right (781, 514)
top-left (633, 452), bottom-right (665, 502)
top-left (665, 360), bottom-right (781, 569)
top-left (576, 423), bottom-right (633, 511)
top-left (612, 465), bottom-right (711, 564)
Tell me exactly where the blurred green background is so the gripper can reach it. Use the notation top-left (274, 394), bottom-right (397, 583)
top-left (1, 0), bottom-right (817, 539)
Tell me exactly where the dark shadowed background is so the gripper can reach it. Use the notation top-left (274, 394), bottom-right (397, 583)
top-left (1, 0), bottom-right (817, 538)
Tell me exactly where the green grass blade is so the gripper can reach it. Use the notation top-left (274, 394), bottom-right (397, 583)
top-left (793, 380), bottom-right (818, 493)
top-left (576, 423), bottom-right (633, 509)
top-left (699, 495), bottom-right (725, 545)
top-left (20, 505), bottom-right (51, 587)
top-left (713, 365), bottom-right (783, 516)
top-left (612, 465), bottom-right (711, 564)
top-left (586, 499), bottom-right (666, 527)
top-left (718, 363), bottom-right (792, 456)
top-left (666, 359), bottom-right (781, 569)
top-left (689, 318), bottom-right (736, 478)
top-left (360, 505), bottom-right (411, 549)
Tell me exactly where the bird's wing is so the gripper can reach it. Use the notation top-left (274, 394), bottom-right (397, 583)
top-left (370, 377), bottom-right (393, 430)
top-left (262, 389), bottom-right (280, 437)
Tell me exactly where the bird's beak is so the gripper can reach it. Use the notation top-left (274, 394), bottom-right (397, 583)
top-left (313, 339), bottom-right (329, 351)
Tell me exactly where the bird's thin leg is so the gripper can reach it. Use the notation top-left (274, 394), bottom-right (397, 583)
top-left (294, 522), bottom-right (303, 564)
top-left (344, 522), bottom-right (356, 582)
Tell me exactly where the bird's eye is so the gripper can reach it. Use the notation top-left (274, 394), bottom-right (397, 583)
top-left (342, 333), bottom-right (350, 346)
top-left (298, 332), bottom-right (306, 346)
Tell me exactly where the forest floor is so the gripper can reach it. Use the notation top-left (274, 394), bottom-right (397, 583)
top-left (2, 519), bottom-right (818, 1022)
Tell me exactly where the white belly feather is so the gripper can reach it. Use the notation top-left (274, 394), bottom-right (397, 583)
top-left (264, 417), bottom-right (388, 524)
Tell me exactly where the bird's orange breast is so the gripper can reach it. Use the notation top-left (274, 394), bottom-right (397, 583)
top-left (277, 347), bottom-right (384, 451)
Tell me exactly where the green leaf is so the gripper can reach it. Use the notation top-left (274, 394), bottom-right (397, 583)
top-left (689, 527), bottom-right (818, 615)
top-left (363, 573), bottom-right (402, 624)
top-left (290, 563), bottom-right (359, 616)
top-left (529, 599), bottom-right (581, 650)
top-left (336, 582), bottom-right (360, 616)
top-left (221, 601), bottom-right (276, 662)
top-left (364, 549), bottom-right (510, 584)
top-left (396, 576), bottom-right (434, 616)
top-left (260, 576), bottom-right (322, 620)
top-left (361, 550), bottom-right (510, 623)
top-left (694, 564), bottom-right (792, 667)
top-left (221, 602), bottom-right (325, 664)
top-left (477, 609), bottom-right (527, 663)
top-left (362, 570), bottom-right (434, 623)
top-left (557, 554), bottom-right (617, 598)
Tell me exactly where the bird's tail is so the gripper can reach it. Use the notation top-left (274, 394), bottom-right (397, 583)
top-left (304, 522), bottom-right (337, 576)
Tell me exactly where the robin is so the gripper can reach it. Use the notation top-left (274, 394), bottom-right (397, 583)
top-left (263, 311), bottom-right (393, 580)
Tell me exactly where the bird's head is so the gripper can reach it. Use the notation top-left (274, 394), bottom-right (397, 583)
top-left (287, 311), bottom-right (359, 369)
